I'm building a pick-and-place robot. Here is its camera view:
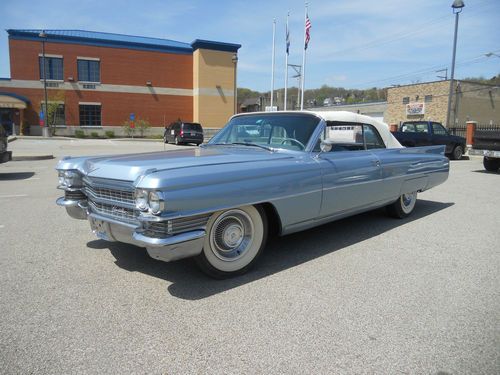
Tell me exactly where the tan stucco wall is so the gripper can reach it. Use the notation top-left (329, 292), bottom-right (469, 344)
top-left (385, 81), bottom-right (449, 125)
top-left (193, 49), bottom-right (235, 128)
top-left (455, 82), bottom-right (499, 125)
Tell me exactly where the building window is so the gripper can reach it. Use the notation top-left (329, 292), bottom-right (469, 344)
top-left (39, 57), bottom-right (63, 80)
top-left (425, 95), bottom-right (433, 102)
top-left (402, 97), bottom-right (410, 104)
top-left (77, 59), bottom-right (100, 82)
top-left (41, 103), bottom-right (65, 125)
top-left (79, 104), bottom-right (101, 126)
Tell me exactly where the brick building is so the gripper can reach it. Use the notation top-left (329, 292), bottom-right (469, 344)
top-left (0, 30), bottom-right (240, 136)
top-left (385, 80), bottom-right (499, 127)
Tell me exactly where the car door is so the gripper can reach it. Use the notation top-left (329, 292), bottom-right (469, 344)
top-left (431, 122), bottom-right (453, 153)
top-left (317, 122), bottom-right (384, 217)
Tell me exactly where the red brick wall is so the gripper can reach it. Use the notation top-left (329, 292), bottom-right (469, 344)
top-left (9, 39), bottom-right (193, 88)
top-left (4, 87), bottom-right (193, 127)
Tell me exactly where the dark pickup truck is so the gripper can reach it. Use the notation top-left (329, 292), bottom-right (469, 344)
top-left (392, 121), bottom-right (466, 160)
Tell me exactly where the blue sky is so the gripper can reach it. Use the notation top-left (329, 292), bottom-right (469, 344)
top-left (0, 0), bottom-right (498, 91)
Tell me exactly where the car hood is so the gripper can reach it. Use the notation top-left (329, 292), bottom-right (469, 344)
top-left (77, 146), bottom-right (296, 182)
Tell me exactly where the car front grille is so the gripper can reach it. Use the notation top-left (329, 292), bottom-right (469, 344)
top-left (142, 214), bottom-right (210, 238)
top-left (88, 200), bottom-right (138, 224)
top-left (65, 190), bottom-right (86, 201)
top-left (84, 184), bottom-right (135, 206)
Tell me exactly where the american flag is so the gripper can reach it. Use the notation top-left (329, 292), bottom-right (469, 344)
top-left (286, 22), bottom-right (290, 55)
top-left (304, 14), bottom-right (311, 50)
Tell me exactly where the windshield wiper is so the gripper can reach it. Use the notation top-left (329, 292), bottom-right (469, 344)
top-left (230, 142), bottom-right (274, 151)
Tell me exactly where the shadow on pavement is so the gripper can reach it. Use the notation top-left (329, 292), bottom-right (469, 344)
top-left (471, 169), bottom-right (499, 174)
top-left (87, 199), bottom-right (454, 300)
top-left (0, 171), bottom-right (35, 180)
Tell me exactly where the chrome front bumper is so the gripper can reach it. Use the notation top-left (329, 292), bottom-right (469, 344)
top-left (56, 197), bottom-right (206, 262)
top-left (468, 148), bottom-right (500, 158)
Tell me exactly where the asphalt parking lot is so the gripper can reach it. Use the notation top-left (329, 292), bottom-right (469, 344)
top-left (1, 139), bottom-right (499, 374)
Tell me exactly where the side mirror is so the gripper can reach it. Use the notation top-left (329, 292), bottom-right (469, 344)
top-left (320, 140), bottom-right (333, 153)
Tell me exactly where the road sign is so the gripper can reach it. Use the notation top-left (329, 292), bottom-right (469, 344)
top-left (130, 113), bottom-right (135, 121)
top-left (39, 111), bottom-right (44, 127)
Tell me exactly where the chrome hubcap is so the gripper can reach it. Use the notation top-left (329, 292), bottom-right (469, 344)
top-left (402, 193), bottom-right (413, 207)
top-left (210, 210), bottom-right (254, 261)
top-left (401, 192), bottom-right (416, 213)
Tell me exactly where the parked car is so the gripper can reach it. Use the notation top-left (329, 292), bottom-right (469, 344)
top-left (56, 111), bottom-right (449, 278)
top-left (468, 128), bottom-right (500, 172)
top-left (164, 121), bottom-right (203, 145)
top-left (0, 124), bottom-right (12, 164)
top-left (392, 121), bottom-right (465, 160)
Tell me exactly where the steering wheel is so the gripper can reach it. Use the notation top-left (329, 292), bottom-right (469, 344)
top-left (280, 138), bottom-right (306, 150)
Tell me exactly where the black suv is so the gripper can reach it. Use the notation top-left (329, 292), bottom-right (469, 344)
top-left (164, 121), bottom-right (204, 146)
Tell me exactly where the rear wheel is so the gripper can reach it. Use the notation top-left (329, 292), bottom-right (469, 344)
top-left (483, 157), bottom-right (500, 172)
top-left (163, 135), bottom-right (168, 144)
top-left (386, 191), bottom-right (417, 219)
top-left (451, 145), bottom-right (463, 160)
top-left (195, 205), bottom-right (267, 278)
top-left (174, 136), bottom-right (181, 145)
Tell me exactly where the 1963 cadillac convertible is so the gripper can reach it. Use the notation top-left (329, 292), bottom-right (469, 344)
top-left (56, 111), bottom-right (449, 278)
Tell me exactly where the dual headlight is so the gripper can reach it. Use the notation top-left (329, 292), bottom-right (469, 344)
top-left (58, 170), bottom-right (82, 188)
top-left (135, 189), bottom-right (164, 215)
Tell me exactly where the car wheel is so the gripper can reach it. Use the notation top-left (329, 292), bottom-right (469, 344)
top-left (174, 136), bottom-right (180, 145)
top-left (483, 157), bottom-right (500, 172)
top-left (195, 205), bottom-right (268, 278)
top-left (163, 136), bottom-right (168, 144)
top-left (451, 145), bottom-right (463, 160)
top-left (386, 191), bottom-right (417, 219)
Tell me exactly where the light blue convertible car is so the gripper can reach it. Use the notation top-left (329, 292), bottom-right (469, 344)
top-left (56, 111), bottom-right (449, 278)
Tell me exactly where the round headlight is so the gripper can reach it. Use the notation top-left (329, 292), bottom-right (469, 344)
top-left (148, 191), bottom-right (162, 215)
top-left (58, 171), bottom-right (66, 186)
top-left (135, 189), bottom-right (148, 211)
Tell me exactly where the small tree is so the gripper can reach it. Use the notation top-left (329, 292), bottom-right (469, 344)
top-left (136, 118), bottom-right (151, 137)
top-left (122, 120), bottom-right (136, 137)
top-left (41, 91), bottom-right (65, 135)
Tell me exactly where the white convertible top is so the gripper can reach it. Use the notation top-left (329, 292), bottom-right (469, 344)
top-left (307, 110), bottom-right (403, 149)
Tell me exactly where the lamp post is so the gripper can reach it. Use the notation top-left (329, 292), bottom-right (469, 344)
top-left (232, 53), bottom-right (238, 115)
top-left (39, 31), bottom-right (50, 137)
top-left (446, 0), bottom-right (464, 128)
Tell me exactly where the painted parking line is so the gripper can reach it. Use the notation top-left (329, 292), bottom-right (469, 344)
top-left (0, 194), bottom-right (28, 198)
top-left (26, 177), bottom-right (41, 181)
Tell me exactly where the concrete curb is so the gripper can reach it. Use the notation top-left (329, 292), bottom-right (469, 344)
top-left (7, 136), bottom-right (17, 143)
top-left (12, 154), bottom-right (55, 161)
top-left (15, 135), bottom-right (74, 141)
top-left (112, 138), bottom-right (163, 142)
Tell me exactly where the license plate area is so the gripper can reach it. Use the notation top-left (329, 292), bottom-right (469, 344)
top-left (90, 217), bottom-right (115, 241)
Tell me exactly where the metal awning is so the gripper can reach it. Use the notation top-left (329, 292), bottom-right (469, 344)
top-left (0, 92), bottom-right (30, 109)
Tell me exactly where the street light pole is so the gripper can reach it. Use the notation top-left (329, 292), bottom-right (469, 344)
top-left (232, 53), bottom-right (238, 115)
top-left (39, 31), bottom-right (50, 137)
top-left (446, 0), bottom-right (464, 128)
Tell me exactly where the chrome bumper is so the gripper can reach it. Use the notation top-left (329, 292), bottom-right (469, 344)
top-left (468, 148), bottom-right (500, 158)
top-left (56, 197), bottom-right (206, 262)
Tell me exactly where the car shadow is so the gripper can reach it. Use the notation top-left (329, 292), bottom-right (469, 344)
top-left (471, 169), bottom-right (499, 174)
top-left (0, 171), bottom-right (35, 180)
top-left (87, 199), bottom-right (454, 300)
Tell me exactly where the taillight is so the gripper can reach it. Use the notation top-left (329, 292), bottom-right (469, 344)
top-left (180, 130), bottom-right (184, 136)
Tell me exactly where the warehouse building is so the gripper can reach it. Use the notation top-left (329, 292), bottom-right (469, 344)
top-left (385, 79), bottom-right (499, 126)
top-left (0, 29), bottom-right (240, 136)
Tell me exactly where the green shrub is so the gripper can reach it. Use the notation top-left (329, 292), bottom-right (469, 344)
top-left (136, 119), bottom-right (151, 137)
top-left (148, 134), bottom-right (164, 139)
top-left (75, 130), bottom-right (85, 138)
top-left (105, 130), bottom-right (115, 138)
top-left (90, 131), bottom-right (99, 138)
top-left (122, 120), bottom-right (136, 137)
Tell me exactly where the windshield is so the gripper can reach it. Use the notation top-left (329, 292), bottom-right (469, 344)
top-left (208, 113), bottom-right (320, 151)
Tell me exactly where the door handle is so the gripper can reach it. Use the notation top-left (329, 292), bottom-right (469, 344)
top-left (372, 160), bottom-right (381, 167)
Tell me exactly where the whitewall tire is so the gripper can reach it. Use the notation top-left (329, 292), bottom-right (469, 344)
top-left (195, 205), bottom-right (267, 278)
top-left (386, 191), bottom-right (417, 219)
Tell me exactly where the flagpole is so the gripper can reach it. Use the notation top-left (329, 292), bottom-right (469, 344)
top-left (300, 3), bottom-right (308, 110)
top-left (270, 18), bottom-right (276, 110)
top-left (284, 11), bottom-right (289, 111)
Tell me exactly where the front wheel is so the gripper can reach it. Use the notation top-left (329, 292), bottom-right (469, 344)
top-left (451, 145), bottom-right (463, 160)
top-left (386, 192), bottom-right (417, 219)
top-left (195, 205), bottom-right (267, 278)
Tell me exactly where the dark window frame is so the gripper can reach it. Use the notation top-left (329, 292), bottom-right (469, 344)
top-left (39, 56), bottom-right (64, 81)
top-left (402, 97), bottom-right (410, 104)
top-left (77, 59), bottom-right (101, 82)
top-left (425, 95), bottom-right (433, 103)
top-left (79, 104), bottom-right (102, 126)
